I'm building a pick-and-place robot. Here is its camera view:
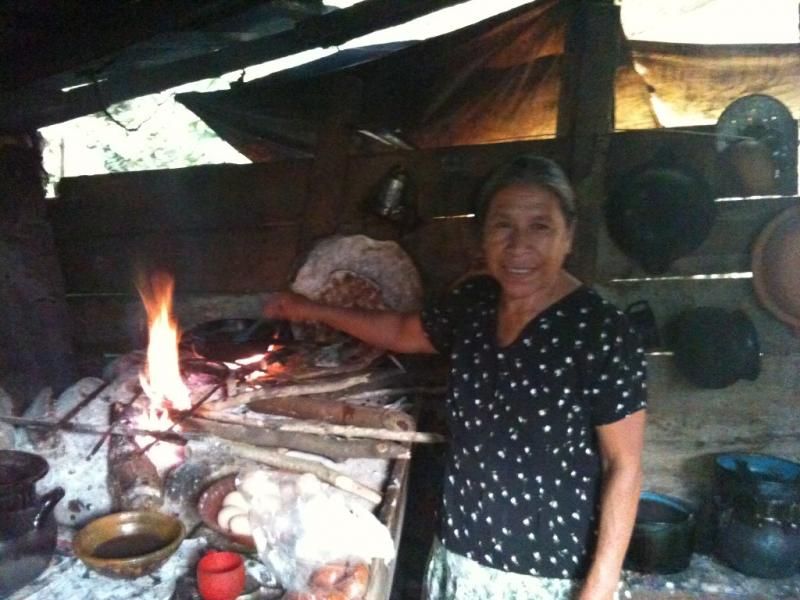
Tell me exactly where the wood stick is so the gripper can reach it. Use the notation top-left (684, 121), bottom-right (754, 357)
top-left (247, 394), bottom-right (417, 431)
top-left (224, 440), bottom-right (384, 505)
top-left (185, 417), bottom-right (410, 460)
top-left (196, 410), bottom-right (446, 444)
top-left (208, 369), bottom-right (403, 411)
top-left (209, 373), bottom-right (373, 410)
top-left (316, 385), bottom-right (446, 404)
top-left (55, 380), bottom-right (111, 426)
top-left (0, 413), bottom-right (187, 445)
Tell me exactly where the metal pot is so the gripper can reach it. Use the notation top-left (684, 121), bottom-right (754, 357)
top-left (625, 300), bottom-right (660, 350)
top-left (624, 492), bottom-right (696, 574)
top-left (606, 165), bottom-right (716, 274)
top-left (0, 450), bottom-right (50, 512)
top-left (716, 502), bottom-right (800, 578)
top-left (714, 453), bottom-right (800, 508)
top-left (671, 307), bottom-right (760, 388)
top-left (0, 487), bottom-right (64, 596)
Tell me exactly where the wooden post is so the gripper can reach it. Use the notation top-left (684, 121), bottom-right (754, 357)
top-left (0, 133), bottom-right (76, 412)
top-left (301, 75), bottom-right (363, 250)
top-left (556, 0), bottom-right (621, 283)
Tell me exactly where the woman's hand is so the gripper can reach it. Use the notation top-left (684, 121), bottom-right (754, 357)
top-left (263, 291), bottom-right (315, 322)
top-left (264, 291), bottom-right (435, 354)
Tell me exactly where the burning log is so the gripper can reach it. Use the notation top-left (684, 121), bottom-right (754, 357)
top-left (185, 417), bottom-right (410, 461)
top-left (107, 403), bottom-right (163, 511)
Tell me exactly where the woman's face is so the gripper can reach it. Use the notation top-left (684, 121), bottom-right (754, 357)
top-left (481, 183), bottom-right (574, 300)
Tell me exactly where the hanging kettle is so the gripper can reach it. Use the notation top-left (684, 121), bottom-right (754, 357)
top-left (670, 307), bottom-right (761, 388)
top-left (368, 165), bottom-right (416, 226)
top-left (606, 163), bottom-right (716, 274)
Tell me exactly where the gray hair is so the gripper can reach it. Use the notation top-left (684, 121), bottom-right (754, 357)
top-left (473, 154), bottom-right (577, 228)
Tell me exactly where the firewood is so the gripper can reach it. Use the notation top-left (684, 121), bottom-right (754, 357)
top-left (224, 441), bottom-right (384, 505)
top-left (246, 394), bottom-right (416, 431)
top-left (197, 411), bottom-right (445, 444)
top-left (206, 369), bottom-right (403, 411)
top-left (106, 403), bottom-right (163, 511)
top-left (185, 417), bottom-right (410, 461)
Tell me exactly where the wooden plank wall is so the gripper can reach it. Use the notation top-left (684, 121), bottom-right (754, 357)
top-left (51, 139), bottom-right (562, 355)
top-left (595, 129), bottom-right (800, 502)
top-left (49, 131), bottom-right (800, 505)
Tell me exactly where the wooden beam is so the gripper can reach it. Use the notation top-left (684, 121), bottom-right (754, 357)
top-left (556, 0), bottom-right (621, 284)
top-left (301, 75), bottom-right (363, 247)
top-left (0, 0), bottom-right (479, 130)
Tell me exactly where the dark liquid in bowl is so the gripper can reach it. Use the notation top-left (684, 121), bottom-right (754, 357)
top-left (92, 533), bottom-right (167, 559)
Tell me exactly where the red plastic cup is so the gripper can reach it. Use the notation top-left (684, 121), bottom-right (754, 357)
top-left (197, 551), bottom-right (246, 600)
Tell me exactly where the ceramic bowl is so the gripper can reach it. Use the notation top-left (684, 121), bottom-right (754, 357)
top-left (752, 206), bottom-right (800, 330)
top-left (197, 474), bottom-right (256, 550)
top-left (73, 511), bottom-right (186, 579)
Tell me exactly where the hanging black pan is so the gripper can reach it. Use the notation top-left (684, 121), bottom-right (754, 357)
top-left (180, 318), bottom-right (293, 363)
top-left (606, 163), bottom-right (716, 274)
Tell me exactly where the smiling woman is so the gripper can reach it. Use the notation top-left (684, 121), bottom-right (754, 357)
top-left (264, 155), bottom-right (648, 600)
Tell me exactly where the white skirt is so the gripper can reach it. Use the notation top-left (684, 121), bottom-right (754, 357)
top-left (422, 538), bottom-right (631, 600)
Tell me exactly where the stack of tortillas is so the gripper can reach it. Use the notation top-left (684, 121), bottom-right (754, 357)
top-left (291, 235), bottom-right (423, 344)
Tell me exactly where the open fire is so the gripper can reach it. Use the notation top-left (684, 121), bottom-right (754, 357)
top-left (135, 271), bottom-right (190, 471)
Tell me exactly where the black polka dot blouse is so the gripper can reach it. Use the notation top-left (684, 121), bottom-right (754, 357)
top-left (420, 276), bottom-right (647, 579)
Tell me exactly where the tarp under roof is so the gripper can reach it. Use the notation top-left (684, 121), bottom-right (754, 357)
top-left (177, 0), bottom-right (800, 161)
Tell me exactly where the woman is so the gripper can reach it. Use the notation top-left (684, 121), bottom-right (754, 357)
top-left (265, 155), bottom-right (647, 600)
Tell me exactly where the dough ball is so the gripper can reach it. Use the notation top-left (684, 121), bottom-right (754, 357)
top-left (239, 470), bottom-right (281, 500)
top-left (228, 513), bottom-right (253, 536)
top-left (216, 505), bottom-right (246, 530)
top-left (222, 490), bottom-right (250, 510)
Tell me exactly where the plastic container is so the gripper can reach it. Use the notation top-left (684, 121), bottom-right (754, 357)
top-left (197, 551), bottom-right (246, 600)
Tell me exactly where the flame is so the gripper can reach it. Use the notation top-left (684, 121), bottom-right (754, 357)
top-left (137, 272), bottom-right (190, 411)
top-left (134, 408), bottom-right (183, 474)
top-left (135, 271), bottom-right (189, 472)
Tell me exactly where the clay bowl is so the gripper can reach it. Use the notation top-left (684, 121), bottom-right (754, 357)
top-left (752, 206), bottom-right (800, 330)
top-left (73, 511), bottom-right (186, 579)
top-left (197, 474), bottom-right (256, 551)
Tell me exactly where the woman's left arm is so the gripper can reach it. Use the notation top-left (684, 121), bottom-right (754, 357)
top-left (578, 409), bottom-right (646, 600)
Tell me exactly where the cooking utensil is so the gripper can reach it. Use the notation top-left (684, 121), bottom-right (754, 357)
top-left (0, 487), bottom-right (64, 596)
top-left (716, 94), bottom-right (797, 196)
top-left (0, 450), bottom-right (50, 512)
top-left (369, 165), bottom-right (417, 226)
top-left (624, 491), bottom-right (696, 574)
top-left (197, 474), bottom-right (256, 551)
top-left (605, 163), bottom-right (716, 274)
top-left (670, 307), bottom-right (760, 388)
top-left (752, 206), bottom-right (800, 331)
top-left (716, 499), bottom-right (800, 578)
top-left (73, 511), bottom-right (186, 579)
top-left (625, 300), bottom-right (660, 349)
top-left (715, 453), bottom-right (800, 508)
top-left (181, 318), bottom-right (293, 363)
